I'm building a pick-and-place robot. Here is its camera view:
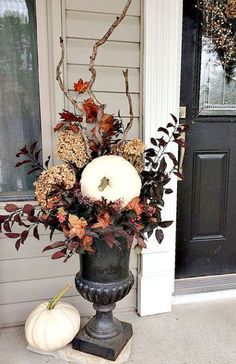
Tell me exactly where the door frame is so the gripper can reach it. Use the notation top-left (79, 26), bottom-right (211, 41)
top-left (138, 0), bottom-right (184, 315)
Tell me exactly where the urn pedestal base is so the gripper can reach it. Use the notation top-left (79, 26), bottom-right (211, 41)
top-left (74, 242), bottom-right (134, 361)
top-left (73, 321), bottom-right (133, 361)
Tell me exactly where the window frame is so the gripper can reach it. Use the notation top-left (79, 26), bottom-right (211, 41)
top-left (0, 0), bottom-right (62, 207)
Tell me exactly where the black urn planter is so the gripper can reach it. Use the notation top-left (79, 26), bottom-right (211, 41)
top-left (72, 239), bottom-right (134, 361)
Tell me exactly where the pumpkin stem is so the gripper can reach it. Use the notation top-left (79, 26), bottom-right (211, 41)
top-left (98, 177), bottom-right (109, 191)
top-left (47, 283), bottom-right (72, 310)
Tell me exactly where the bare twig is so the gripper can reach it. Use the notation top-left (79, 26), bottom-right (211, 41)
top-left (56, 37), bottom-right (92, 159)
top-left (81, 114), bottom-right (92, 159)
top-left (94, 105), bottom-right (104, 148)
top-left (87, 0), bottom-right (132, 104)
top-left (56, 38), bottom-right (84, 113)
top-left (119, 69), bottom-right (134, 144)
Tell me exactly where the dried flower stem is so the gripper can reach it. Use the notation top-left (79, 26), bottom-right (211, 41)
top-left (118, 69), bottom-right (134, 144)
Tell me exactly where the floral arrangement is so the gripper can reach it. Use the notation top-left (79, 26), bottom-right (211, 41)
top-left (0, 0), bottom-right (188, 261)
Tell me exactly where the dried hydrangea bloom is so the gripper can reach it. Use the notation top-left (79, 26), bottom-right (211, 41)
top-left (56, 129), bottom-right (89, 168)
top-left (123, 139), bottom-right (145, 156)
top-left (34, 163), bottom-right (76, 208)
top-left (112, 138), bottom-right (145, 173)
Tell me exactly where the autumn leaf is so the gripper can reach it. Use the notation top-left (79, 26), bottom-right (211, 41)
top-left (69, 214), bottom-right (87, 239)
top-left (92, 212), bottom-right (111, 229)
top-left (82, 235), bottom-right (94, 252)
top-left (51, 250), bottom-right (66, 260)
top-left (74, 78), bottom-right (89, 93)
top-left (43, 241), bottom-right (66, 252)
top-left (53, 122), bottom-right (64, 132)
top-left (4, 204), bottom-right (18, 212)
top-left (126, 197), bottom-right (143, 216)
top-left (59, 109), bottom-right (82, 122)
top-left (101, 114), bottom-right (114, 133)
top-left (82, 98), bottom-right (99, 123)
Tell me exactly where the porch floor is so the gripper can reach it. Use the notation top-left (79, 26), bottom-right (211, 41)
top-left (1, 298), bottom-right (236, 364)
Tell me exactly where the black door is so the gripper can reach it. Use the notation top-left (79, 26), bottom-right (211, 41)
top-left (176, 0), bottom-right (236, 278)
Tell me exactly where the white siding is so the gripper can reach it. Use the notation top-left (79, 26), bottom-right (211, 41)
top-left (0, 0), bottom-right (141, 327)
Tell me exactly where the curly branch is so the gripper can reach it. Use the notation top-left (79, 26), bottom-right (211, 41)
top-left (87, 0), bottom-right (132, 104)
top-left (56, 37), bottom-right (92, 159)
top-left (56, 38), bottom-right (84, 113)
top-left (119, 69), bottom-right (134, 144)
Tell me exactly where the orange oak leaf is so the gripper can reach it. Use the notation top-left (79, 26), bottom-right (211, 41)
top-left (101, 114), bottom-right (114, 133)
top-left (83, 98), bottom-right (99, 123)
top-left (92, 212), bottom-right (111, 229)
top-left (69, 214), bottom-right (87, 239)
top-left (74, 79), bottom-right (89, 93)
top-left (126, 197), bottom-right (143, 216)
top-left (82, 235), bottom-right (94, 252)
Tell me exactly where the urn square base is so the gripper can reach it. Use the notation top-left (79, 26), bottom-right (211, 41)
top-left (72, 321), bottom-right (133, 361)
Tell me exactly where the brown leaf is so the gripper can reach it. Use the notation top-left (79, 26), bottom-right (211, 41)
top-left (51, 250), bottom-right (66, 260)
top-left (15, 160), bottom-right (31, 168)
top-left (101, 114), bottom-right (114, 133)
top-left (3, 220), bottom-right (11, 232)
top-left (69, 215), bottom-right (87, 239)
top-left (33, 225), bottom-right (40, 240)
top-left (4, 204), bottom-right (18, 213)
top-left (126, 197), bottom-right (143, 216)
top-left (15, 239), bottom-right (21, 251)
top-left (158, 221), bottom-right (173, 228)
top-left (92, 212), bottom-right (111, 229)
top-left (0, 215), bottom-right (8, 222)
top-left (27, 167), bottom-right (42, 175)
top-left (155, 229), bottom-right (164, 244)
top-left (30, 141), bottom-right (38, 154)
top-left (82, 235), bottom-right (94, 252)
top-left (59, 109), bottom-right (82, 122)
top-left (43, 241), bottom-right (66, 252)
top-left (21, 230), bottom-right (29, 243)
top-left (16, 145), bottom-right (28, 157)
top-left (23, 204), bottom-right (34, 215)
top-left (82, 99), bottom-right (99, 123)
top-left (5, 232), bottom-right (20, 238)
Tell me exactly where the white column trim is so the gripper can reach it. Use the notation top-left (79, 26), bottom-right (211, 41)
top-left (138, 0), bottom-right (183, 316)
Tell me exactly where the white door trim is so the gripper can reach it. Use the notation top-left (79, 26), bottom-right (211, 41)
top-left (138, 0), bottom-right (184, 316)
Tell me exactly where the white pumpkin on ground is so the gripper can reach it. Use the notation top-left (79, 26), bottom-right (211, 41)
top-left (81, 155), bottom-right (142, 206)
top-left (25, 284), bottom-right (80, 352)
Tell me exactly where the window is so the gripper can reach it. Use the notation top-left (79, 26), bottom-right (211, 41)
top-left (0, 0), bottom-right (41, 201)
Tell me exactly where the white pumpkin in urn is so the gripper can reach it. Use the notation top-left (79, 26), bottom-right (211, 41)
top-left (80, 155), bottom-right (142, 206)
top-left (25, 284), bottom-right (80, 351)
